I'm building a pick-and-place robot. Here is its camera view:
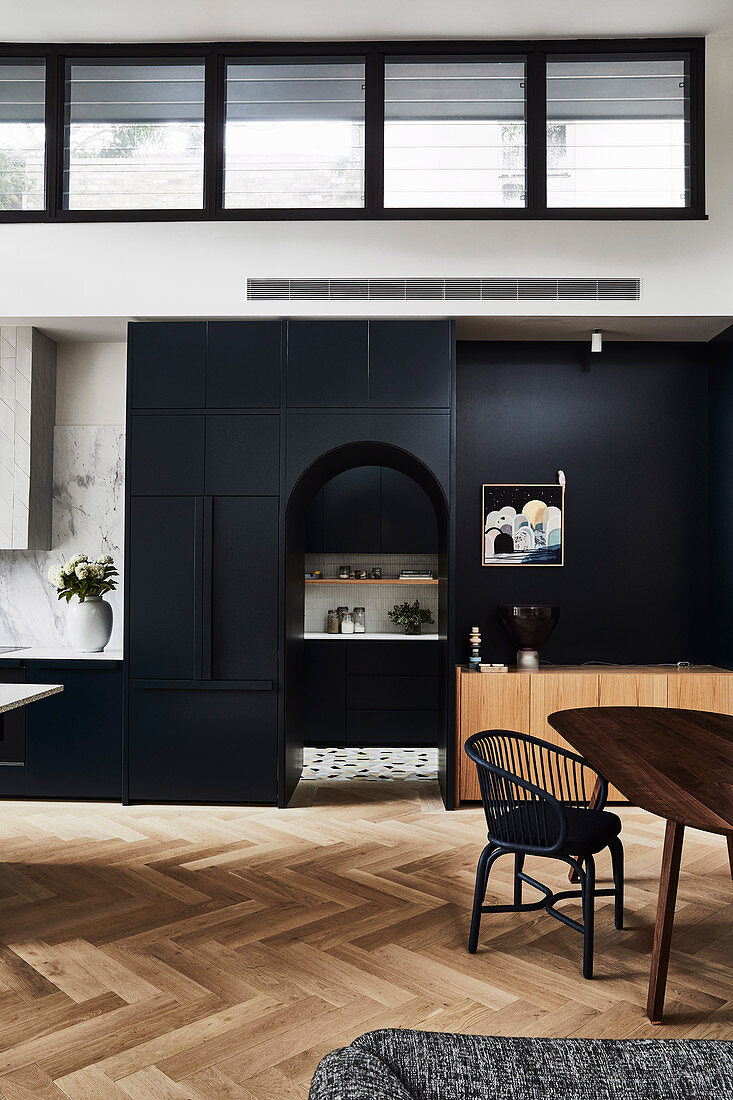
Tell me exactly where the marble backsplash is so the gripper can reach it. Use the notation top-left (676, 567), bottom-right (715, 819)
top-left (0, 425), bottom-right (124, 649)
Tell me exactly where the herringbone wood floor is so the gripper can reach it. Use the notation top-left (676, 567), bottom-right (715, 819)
top-left (0, 782), bottom-right (729, 1098)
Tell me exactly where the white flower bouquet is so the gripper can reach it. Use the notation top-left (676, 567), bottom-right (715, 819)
top-left (48, 553), bottom-right (118, 604)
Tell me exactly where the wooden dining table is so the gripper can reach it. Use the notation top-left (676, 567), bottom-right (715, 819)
top-left (547, 705), bottom-right (733, 1024)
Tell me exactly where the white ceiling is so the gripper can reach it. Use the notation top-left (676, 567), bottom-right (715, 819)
top-left (0, 0), bottom-right (731, 43)
top-left (3, 315), bottom-right (729, 345)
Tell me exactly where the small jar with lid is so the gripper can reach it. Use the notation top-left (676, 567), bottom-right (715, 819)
top-left (327, 610), bottom-right (340, 634)
top-left (339, 565), bottom-right (350, 580)
top-left (353, 607), bottom-right (366, 633)
top-left (340, 611), bottom-right (355, 634)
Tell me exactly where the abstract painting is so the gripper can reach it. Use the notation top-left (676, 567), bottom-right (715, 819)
top-left (482, 484), bottom-right (564, 566)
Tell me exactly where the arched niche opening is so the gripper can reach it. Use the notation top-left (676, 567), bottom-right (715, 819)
top-left (281, 441), bottom-right (450, 806)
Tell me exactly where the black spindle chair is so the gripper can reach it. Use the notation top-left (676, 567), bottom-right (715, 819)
top-left (464, 729), bottom-right (624, 979)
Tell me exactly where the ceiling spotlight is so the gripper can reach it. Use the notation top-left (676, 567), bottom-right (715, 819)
top-left (591, 330), bottom-right (603, 353)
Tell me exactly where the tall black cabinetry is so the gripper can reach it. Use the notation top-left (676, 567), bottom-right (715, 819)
top-left (126, 322), bottom-right (282, 803)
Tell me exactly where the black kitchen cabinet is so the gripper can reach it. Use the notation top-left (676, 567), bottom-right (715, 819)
top-left (207, 321), bottom-right (282, 408)
top-left (287, 321), bottom-right (368, 408)
top-left (368, 321), bottom-right (452, 408)
top-left (322, 466), bottom-right (381, 554)
top-left (346, 710), bottom-right (438, 747)
top-left (380, 468), bottom-right (437, 554)
top-left (303, 641), bottom-right (346, 745)
top-left (205, 415), bottom-right (280, 496)
top-left (0, 662), bottom-right (123, 800)
top-left (128, 415), bottom-right (205, 496)
top-left (128, 497), bottom-right (202, 680)
top-left (129, 684), bottom-right (277, 802)
top-left (0, 667), bottom-right (26, 769)
top-left (305, 466), bottom-right (437, 554)
top-left (210, 497), bottom-right (279, 681)
top-left (131, 322), bottom-right (206, 409)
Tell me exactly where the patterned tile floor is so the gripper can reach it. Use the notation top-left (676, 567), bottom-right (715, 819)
top-left (302, 746), bottom-right (439, 781)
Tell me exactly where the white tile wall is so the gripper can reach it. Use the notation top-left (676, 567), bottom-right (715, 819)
top-left (304, 553), bottom-right (439, 634)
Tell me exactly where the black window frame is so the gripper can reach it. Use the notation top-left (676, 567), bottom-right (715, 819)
top-left (0, 37), bottom-right (706, 223)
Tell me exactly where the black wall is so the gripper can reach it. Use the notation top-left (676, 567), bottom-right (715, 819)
top-left (709, 325), bottom-right (733, 669)
top-left (456, 341), bottom-right (712, 667)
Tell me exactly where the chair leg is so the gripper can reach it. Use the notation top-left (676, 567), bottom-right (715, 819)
top-left (513, 852), bottom-right (525, 907)
top-left (468, 844), bottom-right (494, 954)
top-left (609, 837), bottom-right (624, 930)
top-left (582, 855), bottom-right (596, 979)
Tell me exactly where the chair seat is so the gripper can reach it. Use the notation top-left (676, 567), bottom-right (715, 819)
top-left (493, 804), bottom-right (622, 856)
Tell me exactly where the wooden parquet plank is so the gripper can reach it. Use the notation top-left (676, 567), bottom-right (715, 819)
top-left (0, 789), bottom-right (725, 1098)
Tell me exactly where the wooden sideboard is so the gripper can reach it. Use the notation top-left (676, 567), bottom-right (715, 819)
top-left (455, 665), bottom-right (733, 805)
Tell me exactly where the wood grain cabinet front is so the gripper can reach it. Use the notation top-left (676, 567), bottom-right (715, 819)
top-left (456, 666), bottom-right (733, 806)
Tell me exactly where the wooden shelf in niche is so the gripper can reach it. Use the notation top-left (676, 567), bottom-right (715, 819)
top-left (304, 578), bottom-right (438, 585)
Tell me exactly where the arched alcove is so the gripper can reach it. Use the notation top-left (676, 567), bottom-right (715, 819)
top-left (281, 442), bottom-right (450, 806)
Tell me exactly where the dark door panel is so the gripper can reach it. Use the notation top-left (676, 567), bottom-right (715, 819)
top-left (0, 669), bottom-right (26, 768)
top-left (207, 321), bottom-right (282, 408)
top-left (381, 468), bottom-right (438, 554)
top-left (128, 497), bottom-right (202, 680)
top-left (346, 641), bottom-right (439, 677)
top-left (205, 415), bottom-right (280, 496)
top-left (130, 322), bottom-right (206, 409)
top-left (347, 675), bottom-right (439, 711)
top-left (129, 685), bottom-right (277, 802)
top-left (304, 641), bottom-right (346, 745)
top-left (129, 415), bottom-right (205, 496)
top-left (287, 321), bottom-right (368, 408)
top-left (322, 466), bottom-right (381, 553)
top-left (210, 497), bottom-right (279, 681)
top-left (368, 321), bottom-right (452, 408)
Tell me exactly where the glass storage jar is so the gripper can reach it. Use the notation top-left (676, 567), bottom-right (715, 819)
top-left (327, 609), bottom-right (340, 634)
top-left (353, 607), bottom-right (366, 633)
top-left (340, 611), bottom-right (355, 634)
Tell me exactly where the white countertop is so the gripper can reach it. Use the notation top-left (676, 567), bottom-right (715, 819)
top-left (0, 683), bottom-right (64, 714)
top-left (305, 632), bottom-right (439, 641)
top-left (0, 647), bottom-right (123, 662)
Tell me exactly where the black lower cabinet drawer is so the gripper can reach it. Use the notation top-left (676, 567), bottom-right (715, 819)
top-left (129, 685), bottom-right (277, 803)
top-left (347, 674), bottom-right (438, 711)
top-left (346, 709), bottom-right (438, 746)
top-left (347, 641), bottom-right (439, 677)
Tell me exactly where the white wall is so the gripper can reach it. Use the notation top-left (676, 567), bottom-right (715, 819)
top-left (55, 342), bottom-right (126, 425)
top-left (0, 36), bottom-right (731, 327)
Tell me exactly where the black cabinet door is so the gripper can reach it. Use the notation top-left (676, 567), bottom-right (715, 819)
top-left (380, 468), bottom-right (438, 553)
top-left (368, 321), bottom-right (452, 408)
top-left (205, 415), bottom-right (280, 496)
top-left (346, 710), bottom-right (438, 747)
top-left (287, 321), bottom-right (368, 408)
top-left (129, 685), bottom-right (277, 802)
top-left (128, 415), bottom-right (205, 496)
top-left (0, 668), bottom-right (25, 770)
top-left (322, 466), bottom-right (381, 553)
top-left (129, 497), bottom-right (202, 680)
top-left (130, 322), bottom-right (206, 409)
top-left (304, 641), bottom-right (346, 745)
top-left (24, 665), bottom-right (123, 799)
top-left (207, 321), bottom-right (282, 408)
top-left (305, 487), bottom-right (324, 553)
top-left (210, 497), bottom-right (279, 681)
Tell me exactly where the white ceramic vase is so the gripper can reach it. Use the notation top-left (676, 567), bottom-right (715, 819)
top-left (67, 595), bottom-right (113, 652)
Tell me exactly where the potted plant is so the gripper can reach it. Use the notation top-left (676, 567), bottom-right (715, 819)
top-left (388, 599), bottom-right (435, 636)
top-left (48, 553), bottom-right (118, 652)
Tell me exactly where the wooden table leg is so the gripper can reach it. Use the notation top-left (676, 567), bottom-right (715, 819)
top-left (647, 819), bottom-right (685, 1024)
top-left (727, 835), bottom-right (733, 882)
top-left (568, 775), bottom-right (604, 883)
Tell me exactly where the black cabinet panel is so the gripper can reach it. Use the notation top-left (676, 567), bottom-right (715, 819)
top-left (211, 497), bottom-right (279, 681)
top-left (347, 675), bottom-right (438, 711)
top-left (0, 669), bottom-right (25, 768)
top-left (129, 685), bottom-right (277, 802)
top-left (131, 322), bottom-right (206, 409)
top-left (305, 487), bottom-right (324, 553)
top-left (368, 321), bottom-right (451, 408)
top-left (205, 415), bottom-right (280, 496)
top-left (129, 416), bottom-right (204, 496)
top-left (287, 321), bottom-right (368, 408)
top-left (24, 665), bottom-right (122, 799)
top-left (129, 497), bottom-right (201, 680)
top-left (207, 321), bottom-right (282, 408)
top-left (304, 641), bottom-right (346, 744)
top-left (381, 468), bottom-right (438, 554)
top-left (346, 641), bottom-right (439, 677)
top-left (322, 466), bottom-right (381, 554)
top-left (346, 709), bottom-right (438, 746)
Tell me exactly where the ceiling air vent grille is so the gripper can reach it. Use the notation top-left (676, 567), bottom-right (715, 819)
top-left (246, 277), bottom-right (641, 302)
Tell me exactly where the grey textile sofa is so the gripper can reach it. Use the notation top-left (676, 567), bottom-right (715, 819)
top-left (309, 1029), bottom-right (733, 1100)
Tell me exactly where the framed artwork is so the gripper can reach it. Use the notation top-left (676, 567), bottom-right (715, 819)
top-left (482, 483), bottom-right (565, 566)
